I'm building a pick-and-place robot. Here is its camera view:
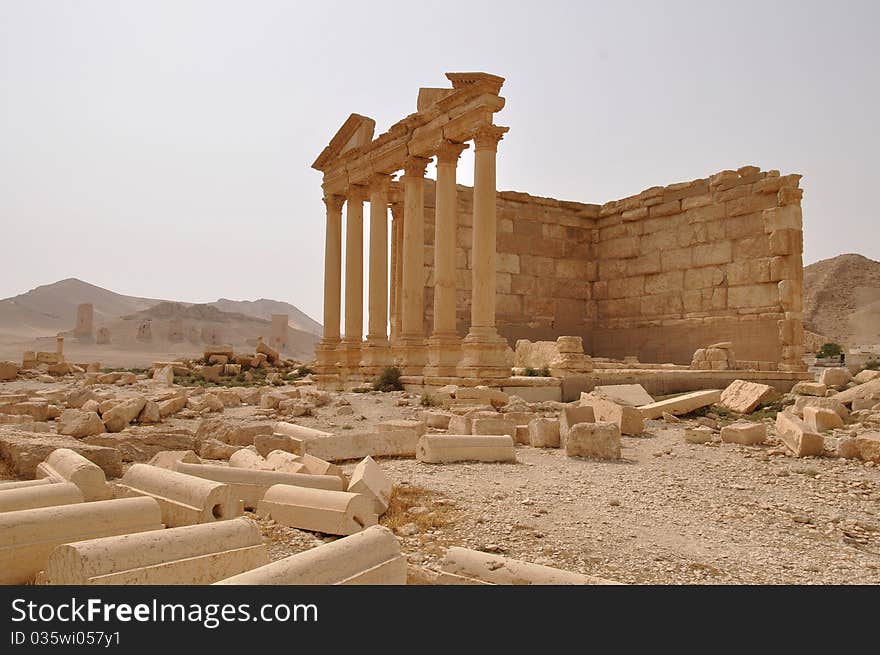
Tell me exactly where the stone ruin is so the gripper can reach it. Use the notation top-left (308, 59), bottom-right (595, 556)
top-left (270, 314), bottom-right (289, 353)
top-left (73, 303), bottom-right (94, 341)
top-left (136, 319), bottom-right (153, 343)
top-left (95, 327), bottom-right (111, 345)
top-left (310, 71), bottom-right (807, 391)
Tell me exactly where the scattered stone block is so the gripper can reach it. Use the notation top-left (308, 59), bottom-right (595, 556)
top-left (118, 464), bottom-right (242, 527)
top-left (0, 361), bottom-right (19, 381)
top-left (195, 418), bottom-right (273, 447)
top-left (836, 432), bottom-right (880, 463)
top-left (454, 386), bottom-right (509, 408)
top-left (719, 380), bottom-right (778, 414)
top-left (37, 517), bottom-right (268, 585)
top-left (640, 390), bottom-right (723, 419)
top-left (347, 456), bottom-right (392, 515)
top-left (0, 482), bottom-right (84, 514)
top-left (35, 448), bottom-right (111, 501)
top-left (0, 431), bottom-right (122, 478)
top-left (423, 411), bottom-right (451, 429)
top-left (528, 417), bottom-right (560, 448)
top-left (803, 406), bottom-right (844, 432)
top-left (565, 422), bottom-right (621, 460)
top-left (559, 404), bottom-right (595, 448)
top-left (265, 450), bottom-right (305, 473)
top-left (819, 367), bottom-right (852, 389)
top-left (57, 409), bottom-right (105, 438)
top-left (416, 434), bottom-right (516, 464)
top-left (683, 426), bottom-right (714, 443)
top-left (792, 382), bottom-right (827, 397)
top-left (228, 447), bottom-right (273, 470)
top-left (256, 484), bottom-right (377, 536)
top-left (592, 384), bottom-right (654, 407)
top-left (102, 397), bottom-right (147, 433)
top-left (173, 461), bottom-right (343, 510)
top-left (253, 433), bottom-right (297, 457)
top-left (447, 415), bottom-right (472, 434)
top-left (442, 547), bottom-right (620, 585)
top-left (775, 411), bottom-right (824, 457)
top-left (198, 439), bottom-right (241, 460)
top-left (720, 422), bottom-right (766, 445)
top-left (0, 497), bottom-right (163, 584)
top-left (471, 417), bottom-right (516, 437)
top-left (216, 524), bottom-right (405, 585)
top-left (147, 450), bottom-right (201, 470)
top-left (853, 370), bottom-right (880, 385)
top-left (152, 365), bottom-right (174, 387)
top-left (793, 396), bottom-right (849, 420)
top-left (580, 394), bottom-right (644, 435)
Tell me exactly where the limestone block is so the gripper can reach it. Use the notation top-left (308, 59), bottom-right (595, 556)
top-left (559, 404), bottom-right (595, 448)
top-left (442, 547), bottom-right (619, 585)
top-left (762, 205), bottom-right (802, 231)
top-left (853, 370), bottom-right (880, 385)
top-left (514, 340), bottom-right (559, 369)
top-left (0, 400), bottom-right (48, 421)
top-left (638, 389), bottom-right (722, 419)
top-left (256, 484), bottom-right (377, 536)
top-left (153, 365), bottom-right (174, 387)
top-left (793, 396), bottom-right (849, 420)
top-left (792, 382), bottom-right (827, 397)
top-left (57, 409), bottom-right (105, 438)
top-left (157, 395), bottom-right (187, 418)
top-left (216, 524), bottom-right (405, 585)
top-left (836, 432), bottom-right (880, 463)
top-left (565, 422), bottom-right (621, 460)
top-left (592, 384), bottom-right (654, 407)
top-left (0, 482), bottom-right (84, 514)
top-left (775, 411), bottom-right (824, 457)
top-left (147, 450), bottom-right (201, 470)
top-left (275, 421), bottom-right (420, 461)
top-left (803, 406), bottom-right (844, 432)
top-left (416, 434), bottom-right (516, 464)
top-left (137, 401), bottom-right (160, 424)
top-left (195, 418), bottom-right (273, 447)
top-left (0, 361), bottom-right (19, 381)
top-left (253, 433), bottom-right (297, 457)
top-left (514, 425), bottom-right (530, 444)
top-left (719, 380), bottom-right (779, 414)
top-left (448, 415), bottom-right (472, 434)
top-left (229, 447), bottom-right (273, 470)
top-left (471, 417), bottom-right (516, 437)
top-left (422, 411), bottom-right (452, 429)
top-left (102, 397), bottom-right (147, 433)
top-left (580, 394), bottom-right (644, 434)
top-left (834, 377), bottom-right (880, 405)
top-left (37, 517), bottom-right (268, 585)
top-left (556, 336), bottom-right (583, 353)
top-left (35, 448), bottom-right (111, 501)
top-left (819, 367), bottom-right (852, 389)
top-left (684, 427), bottom-right (714, 444)
top-left (0, 497), bottom-right (163, 584)
top-left (118, 464), bottom-right (242, 527)
top-left (0, 431), bottom-right (122, 478)
top-left (528, 418), bottom-right (560, 448)
top-left (297, 453), bottom-right (346, 482)
top-left (265, 450), bottom-right (305, 473)
top-left (454, 386), bottom-right (509, 408)
top-left (174, 461), bottom-right (343, 510)
top-left (347, 456), bottom-right (392, 515)
top-left (198, 439), bottom-right (240, 460)
top-left (720, 422), bottom-right (766, 445)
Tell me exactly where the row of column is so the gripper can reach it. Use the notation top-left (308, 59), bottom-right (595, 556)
top-left (315, 124), bottom-right (510, 383)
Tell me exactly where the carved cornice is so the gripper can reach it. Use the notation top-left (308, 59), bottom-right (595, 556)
top-left (436, 140), bottom-right (469, 165)
top-left (346, 184), bottom-right (369, 202)
top-left (473, 124), bottom-right (509, 152)
top-left (403, 155), bottom-right (431, 178)
top-left (323, 194), bottom-right (346, 214)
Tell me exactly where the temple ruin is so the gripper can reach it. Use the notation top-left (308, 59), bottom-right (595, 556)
top-left (311, 72), bottom-right (808, 395)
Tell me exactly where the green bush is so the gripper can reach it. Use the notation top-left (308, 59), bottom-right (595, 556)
top-left (523, 366), bottom-right (551, 377)
top-left (817, 342), bottom-right (843, 358)
top-left (373, 366), bottom-right (404, 392)
top-left (864, 359), bottom-right (880, 371)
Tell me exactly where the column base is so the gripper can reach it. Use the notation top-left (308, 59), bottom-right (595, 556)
top-left (339, 339), bottom-right (364, 382)
top-left (314, 339), bottom-right (342, 390)
top-left (456, 327), bottom-right (511, 379)
top-left (360, 339), bottom-right (393, 378)
top-left (393, 335), bottom-right (427, 376)
top-left (424, 334), bottom-right (462, 378)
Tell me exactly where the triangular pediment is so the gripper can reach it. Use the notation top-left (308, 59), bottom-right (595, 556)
top-left (311, 113), bottom-right (376, 171)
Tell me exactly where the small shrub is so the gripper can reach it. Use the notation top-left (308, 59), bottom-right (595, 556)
top-left (373, 366), bottom-right (404, 392)
top-left (523, 366), bottom-right (550, 377)
top-left (817, 342), bottom-right (843, 358)
top-left (420, 394), bottom-right (438, 407)
top-left (864, 359), bottom-right (880, 371)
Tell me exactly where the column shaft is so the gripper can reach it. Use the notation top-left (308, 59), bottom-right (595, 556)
top-left (321, 195), bottom-right (344, 343)
top-left (367, 177), bottom-right (390, 342)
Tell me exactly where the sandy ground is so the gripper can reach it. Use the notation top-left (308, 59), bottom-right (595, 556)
top-left (2, 381), bottom-right (878, 585)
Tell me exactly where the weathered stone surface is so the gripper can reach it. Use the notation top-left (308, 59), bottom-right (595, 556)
top-left (791, 382), bottom-right (827, 397)
top-left (580, 394), bottom-right (644, 434)
top-left (793, 396), bottom-right (849, 420)
top-left (0, 430), bottom-right (122, 477)
top-left (199, 439), bottom-right (242, 460)
top-left (775, 411), bottom-right (824, 457)
top-left (0, 361), bottom-right (19, 381)
top-left (836, 432), bottom-right (880, 463)
top-left (720, 422), bottom-right (766, 445)
top-left (719, 380), bottom-right (778, 414)
top-left (157, 395), bottom-right (188, 418)
top-left (592, 384), bottom-right (654, 407)
top-left (455, 386), bottom-right (510, 408)
top-left (471, 417), bottom-right (516, 436)
top-left (147, 450), bottom-right (201, 469)
top-left (683, 426), bottom-right (714, 444)
top-left (416, 434), bottom-right (516, 464)
top-left (803, 406), bottom-right (844, 432)
top-left (347, 456), bottom-right (392, 515)
top-left (84, 427), bottom-right (196, 463)
top-left (57, 409), bottom-right (105, 438)
top-left (559, 404), bottom-right (595, 447)
top-left (441, 547), bottom-right (619, 585)
top-left (639, 390), bottom-right (722, 419)
top-left (565, 422), bottom-right (621, 460)
top-left (152, 365), bottom-right (174, 387)
top-left (65, 388), bottom-right (99, 409)
top-left (137, 401), bottom-right (161, 424)
top-left (253, 433), bottom-right (298, 457)
top-left (528, 418), bottom-right (560, 448)
top-left (102, 397), bottom-right (147, 432)
top-left (819, 367), bottom-right (851, 389)
top-left (194, 418), bottom-right (274, 447)
top-left (853, 369), bottom-right (880, 385)
top-left (0, 400), bottom-right (49, 421)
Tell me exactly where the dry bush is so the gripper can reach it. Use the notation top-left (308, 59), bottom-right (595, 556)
top-left (381, 483), bottom-right (455, 533)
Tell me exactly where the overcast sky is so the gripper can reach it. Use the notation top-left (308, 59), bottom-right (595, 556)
top-left (1, 0), bottom-right (878, 324)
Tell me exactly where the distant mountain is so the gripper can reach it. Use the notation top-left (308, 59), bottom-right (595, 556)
top-left (804, 254), bottom-right (880, 347)
top-left (210, 298), bottom-right (322, 336)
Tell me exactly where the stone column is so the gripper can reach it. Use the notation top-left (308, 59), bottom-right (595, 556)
top-left (389, 203), bottom-right (403, 343)
top-left (458, 124), bottom-right (511, 379)
top-left (315, 194), bottom-right (345, 386)
top-left (341, 185), bottom-right (368, 377)
top-left (361, 174), bottom-right (392, 374)
top-left (396, 155), bottom-right (431, 374)
top-left (425, 140), bottom-right (468, 378)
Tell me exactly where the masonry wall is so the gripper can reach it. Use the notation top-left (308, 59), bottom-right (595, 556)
top-left (591, 166), bottom-right (805, 368)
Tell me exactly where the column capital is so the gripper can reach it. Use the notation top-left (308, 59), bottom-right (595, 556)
top-left (403, 155), bottom-right (431, 178)
top-left (323, 194), bottom-right (345, 214)
top-left (473, 124), bottom-right (510, 152)
top-left (389, 202), bottom-right (404, 221)
top-left (368, 173), bottom-right (393, 194)
top-left (436, 140), bottom-right (469, 165)
top-left (347, 184), bottom-right (369, 202)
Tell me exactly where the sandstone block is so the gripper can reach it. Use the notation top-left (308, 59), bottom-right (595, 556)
top-left (35, 448), bottom-right (111, 501)
top-left (0, 482), bottom-right (84, 514)
top-left (819, 367), bottom-right (852, 389)
top-left (57, 409), bottom-right (105, 438)
top-left (792, 382), bottom-right (827, 397)
top-left (592, 384), bottom-right (654, 407)
top-left (803, 406), bottom-right (844, 432)
top-left (793, 396), bottom-right (849, 420)
top-left (256, 484), bottom-right (376, 536)
top-left (228, 447), bottom-right (273, 470)
top-left (147, 450), bottom-right (201, 469)
top-left (559, 404), bottom-right (595, 447)
top-left (442, 547), bottom-right (620, 585)
top-left (347, 456), bottom-right (392, 515)
top-left (720, 422), bottom-right (766, 445)
top-left (580, 394), bottom-right (644, 435)
top-left (157, 395), bottom-right (187, 418)
top-left (684, 427), bottom-right (714, 444)
top-left (102, 397), bottom-right (147, 433)
top-left (565, 421), bottom-right (621, 460)
top-left (719, 380), bottom-right (779, 414)
top-left (152, 365), bottom-right (174, 387)
top-left (639, 389), bottom-right (722, 419)
top-left (835, 432), bottom-right (880, 463)
top-left (528, 418), bottom-right (560, 448)
top-left (0, 361), bottom-right (19, 381)
top-left (0, 431), bottom-right (122, 478)
top-left (416, 434), bottom-right (516, 464)
top-left (198, 439), bottom-right (241, 460)
top-left (265, 450), bottom-right (305, 473)
top-left (471, 417), bottom-right (516, 437)
top-left (775, 411), bottom-right (824, 457)
top-left (853, 370), bottom-right (880, 385)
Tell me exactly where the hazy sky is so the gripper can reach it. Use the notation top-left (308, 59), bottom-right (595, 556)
top-left (2, 0), bottom-right (878, 325)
